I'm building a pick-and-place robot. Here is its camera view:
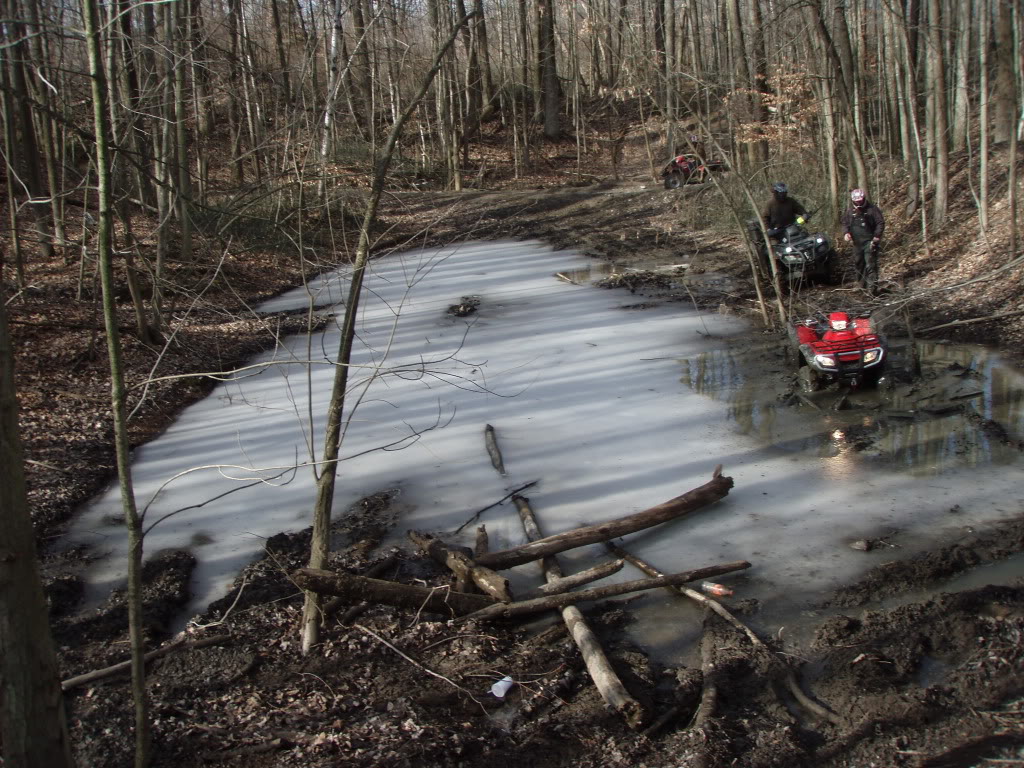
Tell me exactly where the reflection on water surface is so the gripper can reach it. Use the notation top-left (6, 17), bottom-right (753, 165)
top-left (681, 340), bottom-right (1024, 475)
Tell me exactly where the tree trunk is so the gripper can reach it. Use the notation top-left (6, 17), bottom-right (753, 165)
top-left (979, 0), bottom-right (990, 233)
top-left (927, 0), bottom-right (949, 225)
top-left (300, 12), bottom-right (475, 654)
top-left (0, 288), bottom-right (74, 768)
top-left (806, 0), bottom-right (868, 188)
top-left (2, 0), bottom-right (54, 260)
top-left (538, 0), bottom-right (560, 138)
top-left (81, 0), bottom-right (150, 762)
top-left (992, 0), bottom-right (1015, 143)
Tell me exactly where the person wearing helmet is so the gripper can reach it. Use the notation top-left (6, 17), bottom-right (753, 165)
top-left (841, 188), bottom-right (885, 294)
top-left (762, 182), bottom-right (808, 238)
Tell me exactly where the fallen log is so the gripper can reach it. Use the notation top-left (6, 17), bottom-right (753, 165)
top-left (457, 560), bottom-right (750, 623)
top-left (475, 467), bottom-right (734, 570)
top-left (484, 424), bottom-right (507, 475)
top-left (324, 554), bottom-right (398, 623)
top-left (693, 613), bottom-right (719, 731)
top-left (292, 568), bottom-right (495, 617)
top-left (61, 633), bottom-right (231, 691)
top-left (514, 495), bottom-right (646, 728)
top-left (521, 558), bottom-right (625, 598)
top-left (408, 530), bottom-right (512, 602)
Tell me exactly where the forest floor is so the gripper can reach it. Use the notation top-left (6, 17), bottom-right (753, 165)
top-left (9, 138), bottom-right (1024, 767)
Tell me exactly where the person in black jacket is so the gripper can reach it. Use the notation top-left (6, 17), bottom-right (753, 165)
top-left (762, 182), bottom-right (807, 235)
top-left (841, 188), bottom-right (885, 295)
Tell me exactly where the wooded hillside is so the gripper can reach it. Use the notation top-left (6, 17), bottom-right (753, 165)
top-left (3, 2), bottom-right (1024, 767)
top-left (3, 0), bottom-right (1022, 292)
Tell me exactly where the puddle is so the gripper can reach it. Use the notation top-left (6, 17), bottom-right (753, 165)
top-left (680, 340), bottom-right (1024, 474)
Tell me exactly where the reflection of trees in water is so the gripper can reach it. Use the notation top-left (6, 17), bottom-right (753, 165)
top-left (682, 342), bottom-right (1024, 474)
top-left (878, 343), bottom-right (1024, 473)
top-left (682, 350), bottom-right (804, 449)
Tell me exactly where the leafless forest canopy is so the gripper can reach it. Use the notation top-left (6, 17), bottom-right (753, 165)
top-left (3, 0), bottom-right (1022, 285)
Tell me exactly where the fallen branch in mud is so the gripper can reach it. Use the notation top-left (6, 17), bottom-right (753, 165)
top-left (521, 557), bottom-right (625, 598)
top-left (475, 467), bottom-right (734, 570)
top-left (201, 738), bottom-right (285, 761)
top-left (456, 561), bottom-right (751, 623)
top-left (354, 624), bottom-right (478, 700)
top-left (795, 392), bottom-right (823, 411)
top-left (61, 633), bottom-right (232, 691)
top-left (484, 424), bottom-right (507, 474)
top-left (606, 542), bottom-right (843, 725)
top-left (693, 613), bottom-right (720, 731)
top-left (918, 308), bottom-right (1024, 333)
top-left (324, 555), bottom-right (398, 623)
top-left (409, 530), bottom-right (512, 601)
top-left (452, 479), bottom-right (540, 535)
top-left (292, 569), bottom-right (495, 616)
top-left (514, 494), bottom-right (646, 729)
top-left (293, 560), bottom-right (749, 622)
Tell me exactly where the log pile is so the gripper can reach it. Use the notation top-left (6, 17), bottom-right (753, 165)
top-left (293, 424), bottom-right (836, 732)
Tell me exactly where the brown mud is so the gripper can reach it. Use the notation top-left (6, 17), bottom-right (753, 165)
top-left (10, 164), bottom-right (1024, 766)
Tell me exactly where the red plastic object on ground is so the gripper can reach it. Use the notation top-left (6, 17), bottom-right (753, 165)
top-left (700, 581), bottom-right (735, 597)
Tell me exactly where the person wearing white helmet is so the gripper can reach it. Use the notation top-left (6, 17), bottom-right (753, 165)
top-left (841, 188), bottom-right (885, 294)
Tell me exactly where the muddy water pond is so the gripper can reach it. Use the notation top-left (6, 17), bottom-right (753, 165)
top-left (681, 339), bottom-right (1024, 475)
top-left (67, 241), bottom-right (1024, 668)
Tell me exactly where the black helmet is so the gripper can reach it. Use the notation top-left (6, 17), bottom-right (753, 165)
top-left (772, 182), bottom-right (788, 196)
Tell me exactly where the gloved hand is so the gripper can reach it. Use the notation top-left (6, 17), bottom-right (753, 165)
top-left (796, 216), bottom-right (805, 225)
top-left (844, 233), bottom-right (852, 242)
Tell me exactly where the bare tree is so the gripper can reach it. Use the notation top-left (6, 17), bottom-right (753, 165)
top-left (301, 9), bottom-right (476, 654)
top-left (81, 0), bottom-right (150, 761)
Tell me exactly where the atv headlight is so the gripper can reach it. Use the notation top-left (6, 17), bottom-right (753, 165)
top-left (815, 237), bottom-right (824, 244)
top-left (784, 246), bottom-right (794, 253)
top-left (814, 354), bottom-right (837, 368)
top-left (863, 348), bottom-right (883, 364)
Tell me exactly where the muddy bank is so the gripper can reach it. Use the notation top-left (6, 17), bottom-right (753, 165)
top-left (47, 486), bottom-right (1024, 768)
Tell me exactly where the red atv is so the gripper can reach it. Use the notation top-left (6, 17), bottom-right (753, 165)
top-left (661, 154), bottom-right (726, 188)
top-left (788, 311), bottom-right (887, 392)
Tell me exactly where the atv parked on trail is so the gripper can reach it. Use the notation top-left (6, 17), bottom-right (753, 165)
top-left (788, 311), bottom-right (887, 392)
top-left (661, 155), bottom-right (727, 189)
top-left (747, 212), bottom-right (838, 289)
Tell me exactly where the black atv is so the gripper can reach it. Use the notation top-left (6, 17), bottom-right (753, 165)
top-left (746, 213), bottom-right (838, 289)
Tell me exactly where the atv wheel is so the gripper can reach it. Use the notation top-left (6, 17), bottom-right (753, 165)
top-left (798, 365), bottom-right (821, 393)
top-left (664, 173), bottom-right (682, 190)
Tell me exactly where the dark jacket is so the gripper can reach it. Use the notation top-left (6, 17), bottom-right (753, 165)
top-left (842, 202), bottom-right (885, 244)
top-left (763, 196), bottom-right (807, 232)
